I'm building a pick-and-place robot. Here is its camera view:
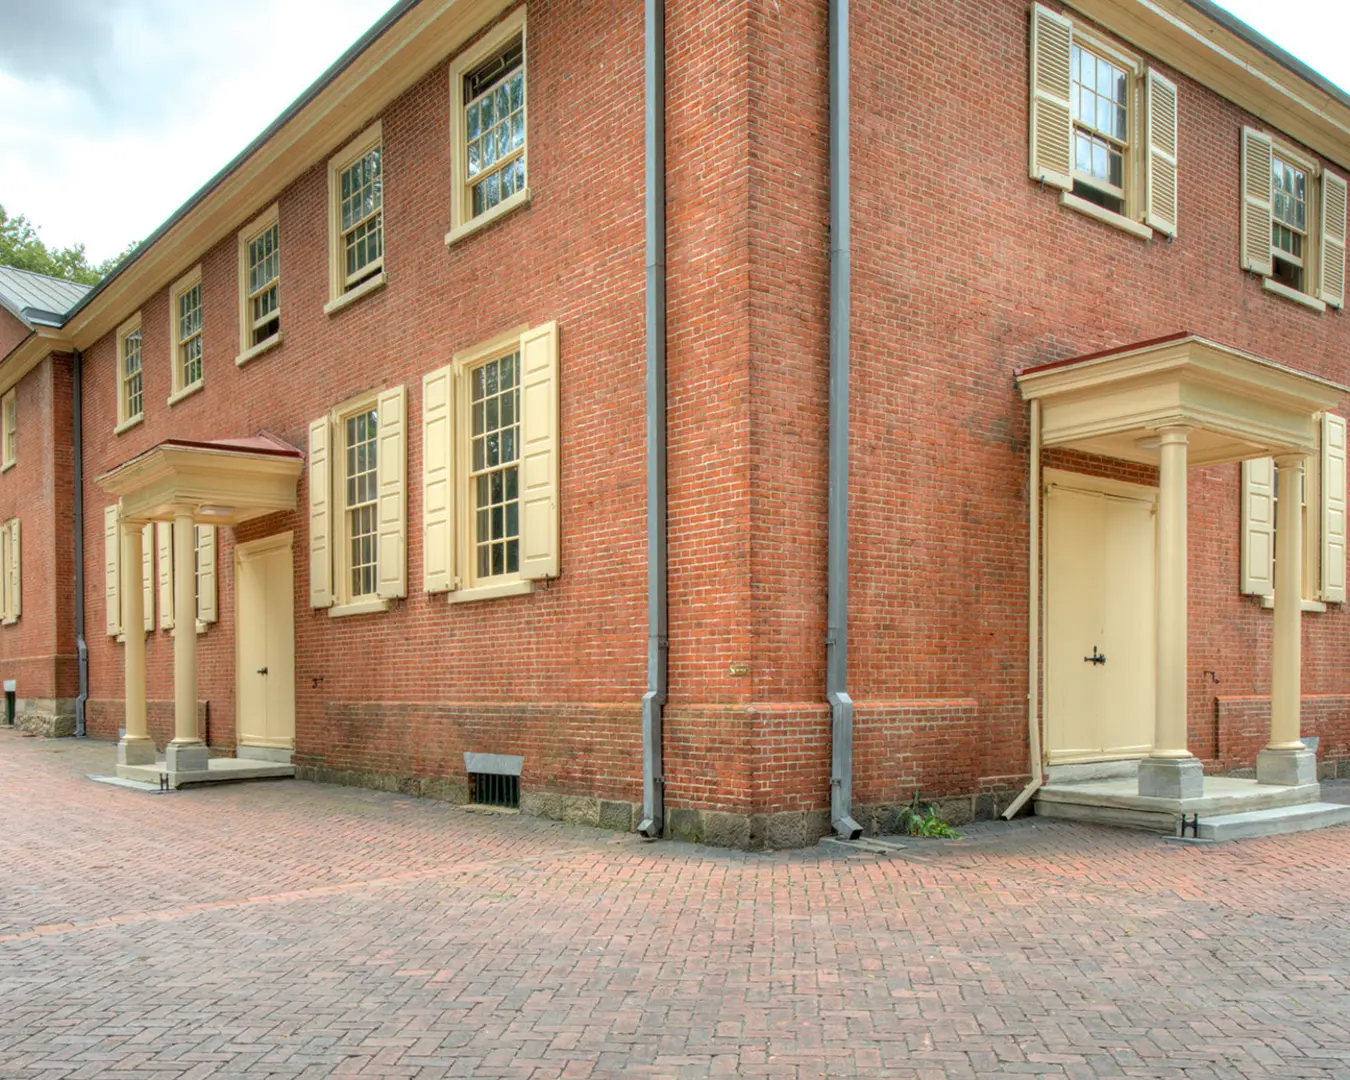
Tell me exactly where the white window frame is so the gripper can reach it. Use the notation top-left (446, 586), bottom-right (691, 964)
top-left (1, 389), bottom-right (15, 472)
top-left (325, 121), bottom-right (386, 313)
top-left (237, 203), bottom-right (282, 366)
top-left (1068, 30), bottom-right (1143, 222)
top-left (1, 517), bottom-right (16, 624)
top-left (168, 265), bottom-right (204, 404)
top-left (329, 391), bottom-right (389, 615)
top-left (446, 8), bottom-right (529, 247)
top-left (1268, 140), bottom-right (1321, 308)
top-left (115, 313), bottom-right (144, 433)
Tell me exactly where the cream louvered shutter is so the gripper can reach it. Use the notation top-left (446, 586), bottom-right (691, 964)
top-left (8, 519), bottom-right (19, 620)
top-left (1029, 4), bottom-right (1073, 191)
top-left (519, 322), bottom-right (560, 581)
top-left (1322, 413), bottom-right (1347, 603)
top-left (422, 367), bottom-right (455, 593)
top-left (1241, 457), bottom-right (1276, 596)
top-left (1320, 171), bottom-right (1347, 309)
top-left (157, 522), bottom-right (174, 629)
top-left (141, 523), bottom-right (154, 632)
top-left (376, 384), bottom-right (407, 599)
top-left (1241, 128), bottom-right (1274, 276)
top-left (308, 417), bottom-right (332, 608)
top-left (1145, 70), bottom-right (1179, 236)
top-left (196, 525), bottom-right (217, 623)
top-left (104, 506), bottom-right (121, 636)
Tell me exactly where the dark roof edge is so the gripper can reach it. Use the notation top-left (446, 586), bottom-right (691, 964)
top-left (1180, 0), bottom-right (1350, 114)
top-left (60, 0), bottom-right (423, 328)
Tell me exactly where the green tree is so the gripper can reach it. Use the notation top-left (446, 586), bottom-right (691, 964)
top-left (0, 205), bottom-right (137, 286)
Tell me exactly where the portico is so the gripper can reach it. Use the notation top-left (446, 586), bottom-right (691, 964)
top-left (1018, 334), bottom-right (1349, 827)
top-left (97, 434), bottom-right (303, 788)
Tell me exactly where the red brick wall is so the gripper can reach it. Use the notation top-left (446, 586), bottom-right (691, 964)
top-left (79, 0), bottom-right (649, 792)
top-left (0, 354), bottom-right (76, 703)
top-left (847, 0), bottom-right (1350, 797)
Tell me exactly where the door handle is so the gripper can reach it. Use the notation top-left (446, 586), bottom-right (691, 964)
top-left (1083, 646), bottom-right (1106, 666)
top-left (256, 667), bottom-right (269, 676)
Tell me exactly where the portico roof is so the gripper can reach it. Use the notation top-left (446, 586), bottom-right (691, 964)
top-left (1017, 333), bottom-right (1349, 467)
top-left (97, 432), bottom-right (304, 526)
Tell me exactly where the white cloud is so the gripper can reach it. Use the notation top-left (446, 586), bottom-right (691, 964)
top-left (1213, 0), bottom-right (1350, 97)
top-left (0, 0), bottom-right (394, 263)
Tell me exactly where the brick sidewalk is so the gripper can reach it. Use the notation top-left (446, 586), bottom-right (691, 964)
top-left (1, 731), bottom-right (1349, 1079)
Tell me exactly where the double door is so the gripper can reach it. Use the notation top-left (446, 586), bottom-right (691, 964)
top-left (1044, 475), bottom-right (1156, 763)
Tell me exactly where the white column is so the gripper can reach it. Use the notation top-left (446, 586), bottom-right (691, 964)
top-left (116, 520), bottom-right (154, 767)
top-left (166, 511), bottom-right (208, 776)
top-left (1258, 454), bottom-right (1315, 786)
top-left (1138, 426), bottom-right (1203, 799)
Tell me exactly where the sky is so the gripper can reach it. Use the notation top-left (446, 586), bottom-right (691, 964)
top-left (0, 0), bottom-right (1348, 266)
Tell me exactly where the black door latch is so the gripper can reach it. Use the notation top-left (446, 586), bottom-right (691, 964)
top-left (1083, 646), bottom-right (1106, 666)
top-left (256, 667), bottom-right (269, 676)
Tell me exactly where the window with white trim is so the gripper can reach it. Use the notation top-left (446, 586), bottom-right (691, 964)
top-left (238, 204), bottom-right (280, 357)
top-left (1241, 413), bottom-right (1347, 604)
top-left (1, 389), bottom-right (15, 470)
top-left (1029, 4), bottom-right (1178, 237)
top-left (1241, 127), bottom-right (1347, 310)
top-left (307, 385), bottom-right (407, 612)
top-left (1, 518), bottom-right (19, 623)
top-left (421, 322), bottom-right (559, 599)
top-left (168, 267), bottom-right (204, 399)
top-left (116, 314), bottom-right (143, 429)
top-left (447, 9), bottom-right (528, 242)
top-left (326, 122), bottom-right (384, 304)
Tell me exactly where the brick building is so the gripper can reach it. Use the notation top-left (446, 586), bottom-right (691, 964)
top-left (3, 0), bottom-right (1350, 845)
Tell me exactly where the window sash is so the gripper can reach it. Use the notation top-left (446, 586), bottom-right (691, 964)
top-left (339, 148), bottom-right (383, 288)
top-left (122, 330), bottom-right (143, 419)
top-left (247, 224), bottom-right (280, 339)
top-left (342, 408), bottom-right (379, 599)
top-left (1070, 43), bottom-right (1129, 201)
top-left (464, 60), bottom-right (526, 218)
top-left (176, 284), bottom-right (203, 387)
top-left (467, 352), bottom-right (522, 580)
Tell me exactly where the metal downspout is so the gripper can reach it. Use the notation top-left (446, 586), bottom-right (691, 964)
top-left (828, 0), bottom-right (861, 840)
top-left (72, 349), bottom-right (88, 737)
top-left (638, 0), bottom-right (667, 839)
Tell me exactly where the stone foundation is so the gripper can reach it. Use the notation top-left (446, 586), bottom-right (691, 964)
top-left (14, 698), bottom-right (76, 738)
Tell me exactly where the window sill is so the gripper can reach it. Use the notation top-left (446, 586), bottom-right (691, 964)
top-left (196, 620), bottom-right (211, 635)
top-left (167, 381), bottom-right (204, 407)
top-left (236, 331), bottom-right (284, 368)
top-left (1258, 594), bottom-right (1329, 613)
top-left (2, 618), bottom-right (14, 627)
top-left (449, 579), bottom-right (535, 604)
top-left (1262, 277), bottom-right (1327, 313)
top-left (324, 271), bottom-right (387, 316)
top-left (445, 188), bottom-right (531, 248)
top-left (327, 597), bottom-right (391, 618)
top-left (114, 415), bottom-right (144, 436)
top-left (1058, 192), bottom-right (1154, 241)
top-left (0, 462), bottom-right (12, 474)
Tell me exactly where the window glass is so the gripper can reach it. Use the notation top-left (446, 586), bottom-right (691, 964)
top-left (123, 329), bottom-right (142, 419)
top-left (340, 148), bottom-right (383, 288)
top-left (345, 408), bottom-right (379, 598)
top-left (464, 39), bottom-right (526, 218)
top-left (470, 352), bottom-right (521, 578)
top-left (247, 223), bottom-right (280, 345)
top-left (177, 284), bottom-right (203, 387)
top-left (1070, 44), bottom-right (1128, 213)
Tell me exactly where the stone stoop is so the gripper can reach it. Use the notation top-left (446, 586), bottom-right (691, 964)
top-left (1197, 802), bottom-right (1350, 841)
top-left (117, 757), bottom-right (295, 789)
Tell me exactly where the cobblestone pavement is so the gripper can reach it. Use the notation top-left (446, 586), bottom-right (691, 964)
top-left (2, 732), bottom-right (1349, 1079)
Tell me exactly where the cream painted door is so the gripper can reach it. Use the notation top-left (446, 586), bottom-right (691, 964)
top-left (1045, 478), bottom-right (1156, 762)
top-left (236, 538), bottom-right (296, 748)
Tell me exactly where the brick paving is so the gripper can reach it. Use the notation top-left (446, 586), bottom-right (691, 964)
top-left (2, 732), bottom-right (1349, 1079)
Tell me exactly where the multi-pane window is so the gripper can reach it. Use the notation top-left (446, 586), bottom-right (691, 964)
top-left (470, 352), bottom-right (521, 579)
top-left (176, 282), bottom-right (203, 389)
top-left (247, 223), bottom-right (280, 346)
top-left (344, 407), bottom-right (379, 598)
top-left (1070, 43), bottom-right (1129, 215)
top-left (339, 147), bottom-right (383, 291)
top-left (122, 329), bottom-right (143, 420)
top-left (1272, 155), bottom-right (1308, 292)
top-left (464, 38), bottom-right (526, 219)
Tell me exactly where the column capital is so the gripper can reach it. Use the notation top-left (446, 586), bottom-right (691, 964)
top-left (1273, 451), bottom-right (1309, 469)
top-left (1156, 425), bottom-right (1193, 446)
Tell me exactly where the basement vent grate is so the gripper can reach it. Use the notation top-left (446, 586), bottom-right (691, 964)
top-left (470, 771), bottom-right (520, 809)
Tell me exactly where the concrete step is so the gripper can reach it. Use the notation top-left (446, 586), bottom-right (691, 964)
top-left (117, 758), bottom-right (295, 789)
top-left (1197, 801), bottom-right (1350, 841)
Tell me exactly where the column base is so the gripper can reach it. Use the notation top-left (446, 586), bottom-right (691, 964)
top-left (1137, 757), bottom-right (1203, 799)
top-left (117, 737), bottom-right (157, 767)
top-left (1256, 747), bottom-right (1316, 786)
top-left (165, 741), bottom-right (210, 773)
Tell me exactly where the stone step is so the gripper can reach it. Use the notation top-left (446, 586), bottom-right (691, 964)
top-left (1197, 801), bottom-right (1350, 841)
